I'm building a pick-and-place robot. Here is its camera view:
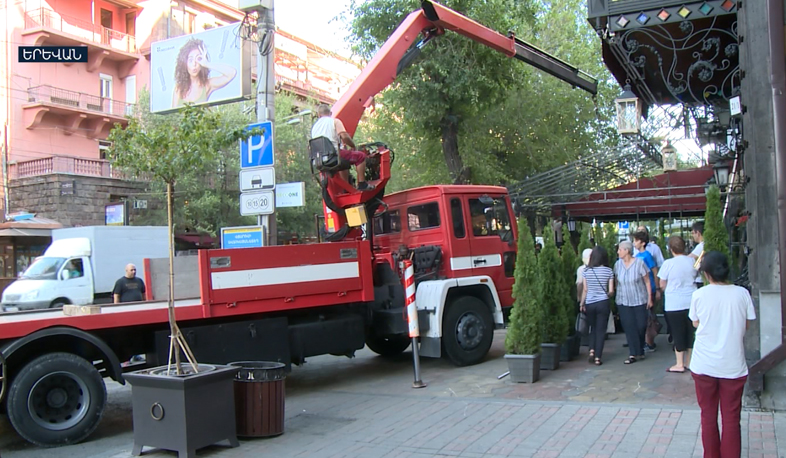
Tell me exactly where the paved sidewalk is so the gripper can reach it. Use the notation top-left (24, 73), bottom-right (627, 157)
top-left (2, 331), bottom-right (784, 458)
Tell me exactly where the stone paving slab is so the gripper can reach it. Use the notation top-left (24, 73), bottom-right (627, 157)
top-left (1, 331), bottom-right (783, 458)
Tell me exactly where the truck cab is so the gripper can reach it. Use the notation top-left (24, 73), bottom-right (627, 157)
top-left (374, 185), bottom-right (517, 307)
top-left (371, 185), bottom-right (518, 365)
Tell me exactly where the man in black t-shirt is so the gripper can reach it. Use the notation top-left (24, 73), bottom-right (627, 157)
top-left (113, 264), bottom-right (146, 303)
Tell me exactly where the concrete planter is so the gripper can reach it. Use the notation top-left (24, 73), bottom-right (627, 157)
top-left (125, 364), bottom-right (239, 458)
top-left (540, 343), bottom-right (561, 370)
top-left (505, 353), bottom-right (541, 383)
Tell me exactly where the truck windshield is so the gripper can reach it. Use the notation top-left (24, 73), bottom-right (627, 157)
top-left (21, 257), bottom-right (66, 279)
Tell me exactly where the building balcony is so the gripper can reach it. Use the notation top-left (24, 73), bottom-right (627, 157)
top-left (275, 75), bottom-right (336, 104)
top-left (8, 156), bottom-right (134, 181)
top-left (587, 0), bottom-right (739, 107)
top-left (24, 85), bottom-right (132, 138)
top-left (22, 8), bottom-right (139, 77)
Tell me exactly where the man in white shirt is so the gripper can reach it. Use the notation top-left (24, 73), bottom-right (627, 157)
top-left (689, 221), bottom-right (705, 287)
top-left (636, 225), bottom-right (665, 267)
top-left (311, 104), bottom-right (374, 191)
top-left (689, 221), bottom-right (705, 260)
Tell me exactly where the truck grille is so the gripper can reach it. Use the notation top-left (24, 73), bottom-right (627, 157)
top-left (4, 294), bottom-right (19, 302)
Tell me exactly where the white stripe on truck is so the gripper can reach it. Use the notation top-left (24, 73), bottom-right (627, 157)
top-left (210, 262), bottom-right (360, 290)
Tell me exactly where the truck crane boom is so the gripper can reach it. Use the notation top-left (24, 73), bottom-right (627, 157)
top-left (332, 0), bottom-right (598, 137)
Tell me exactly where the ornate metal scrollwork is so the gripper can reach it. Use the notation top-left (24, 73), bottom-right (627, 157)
top-left (610, 16), bottom-right (739, 107)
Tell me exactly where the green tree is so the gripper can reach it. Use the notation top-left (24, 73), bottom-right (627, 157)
top-left (505, 218), bottom-right (542, 355)
top-left (561, 240), bottom-right (580, 331)
top-left (703, 185), bottom-right (730, 258)
top-left (108, 102), bottom-right (256, 372)
top-left (347, 0), bottom-right (617, 186)
top-left (122, 90), bottom-right (258, 237)
top-left (539, 228), bottom-right (570, 344)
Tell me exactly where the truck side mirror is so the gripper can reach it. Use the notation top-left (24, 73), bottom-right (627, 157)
top-left (59, 270), bottom-right (69, 281)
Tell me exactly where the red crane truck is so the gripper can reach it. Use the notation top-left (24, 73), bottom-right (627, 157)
top-left (0, 1), bottom-right (597, 448)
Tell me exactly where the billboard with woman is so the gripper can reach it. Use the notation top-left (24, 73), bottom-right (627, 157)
top-left (150, 24), bottom-right (252, 113)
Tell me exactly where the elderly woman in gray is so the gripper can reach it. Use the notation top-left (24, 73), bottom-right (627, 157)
top-left (614, 240), bottom-right (654, 364)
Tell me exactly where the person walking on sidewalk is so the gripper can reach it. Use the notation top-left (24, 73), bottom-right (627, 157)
top-left (690, 251), bottom-right (756, 458)
top-left (579, 246), bottom-right (614, 366)
top-left (633, 231), bottom-right (660, 352)
top-left (614, 241), bottom-right (653, 364)
top-left (658, 236), bottom-right (697, 373)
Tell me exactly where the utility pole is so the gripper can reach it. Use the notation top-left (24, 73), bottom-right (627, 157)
top-left (256, 1), bottom-right (277, 245)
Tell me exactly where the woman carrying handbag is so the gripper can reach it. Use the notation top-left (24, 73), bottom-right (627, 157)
top-left (579, 246), bottom-right (615, 365)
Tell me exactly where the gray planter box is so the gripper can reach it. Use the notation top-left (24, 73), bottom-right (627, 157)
top-left (505, 353), bottom-right (540, 383)
top-left (125, 364), bottom-right (240, 458)
top-left (540, 343), bottom-right (561, 370)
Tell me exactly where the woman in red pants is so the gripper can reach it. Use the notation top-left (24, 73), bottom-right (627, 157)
top-left (689, 251), bottom-right (756, 458)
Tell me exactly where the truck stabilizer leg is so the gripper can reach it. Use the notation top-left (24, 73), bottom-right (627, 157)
top-left (402, 260), bottom-right (426, 389)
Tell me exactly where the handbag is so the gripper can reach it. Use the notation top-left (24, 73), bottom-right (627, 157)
top-left (646, 310), bottom-right (662, 343)
top-left (575, 312), bottom-right (589, 335)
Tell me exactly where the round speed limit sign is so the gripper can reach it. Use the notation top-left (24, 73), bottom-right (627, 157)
top-left (239, 190), bottom-right (275, 215)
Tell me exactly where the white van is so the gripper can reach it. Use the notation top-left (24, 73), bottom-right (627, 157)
top-left (1, 226), bottom-right (168, 311)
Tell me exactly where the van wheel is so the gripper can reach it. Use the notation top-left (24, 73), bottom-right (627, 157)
top-left (442, 296), bottom-right (493, 366)
top-left (366, 330), bottom-right (411, 357)
top-left (50, 300), bottom-right (68, 309)
top-left (7, 353), bottom-right (106, 447)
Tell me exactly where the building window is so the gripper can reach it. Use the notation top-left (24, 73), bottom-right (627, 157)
top-left (98, 140), bottom-right (112, 160)
top-left (184, 11), bottom-right (197, 34)
top-left (100, 74), bottom-right (113, 114)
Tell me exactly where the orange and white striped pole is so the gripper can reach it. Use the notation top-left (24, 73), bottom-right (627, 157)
top-left (401, 259), bottom-right (426, 388)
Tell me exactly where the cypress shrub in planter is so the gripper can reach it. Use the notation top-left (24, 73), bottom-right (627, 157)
top-left (703, 185), bottom-right (730, 258)
top-left (504, 218), bottom-right (543, 383)
top-left (538, 229), bottom-right (570, 370)
top-left (560, 242), bottom-right (580, 361)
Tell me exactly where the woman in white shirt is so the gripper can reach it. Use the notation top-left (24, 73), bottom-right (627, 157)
top-left (657, 236), bottom-right (697, 373)
top-left (689, 251), bottom-right (756, 458)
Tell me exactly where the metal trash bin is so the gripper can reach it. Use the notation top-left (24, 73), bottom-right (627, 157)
top-left (229, 361), bottom-right (286, 437)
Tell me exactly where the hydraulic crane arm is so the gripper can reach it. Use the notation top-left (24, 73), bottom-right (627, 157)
top-left (332, 0), bottom-right (598, 137)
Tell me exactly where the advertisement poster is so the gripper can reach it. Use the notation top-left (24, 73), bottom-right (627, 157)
top-left (105, 202), bottom-right (126, 226)
top-left (150, 24), bottom-right (251, 113)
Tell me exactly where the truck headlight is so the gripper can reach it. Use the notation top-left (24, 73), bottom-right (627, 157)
top-left (21, 290), bottom-right (39, 301)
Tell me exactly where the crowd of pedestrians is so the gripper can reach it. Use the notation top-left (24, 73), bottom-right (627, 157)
top-left (570, 222), bottom-right (755, 458)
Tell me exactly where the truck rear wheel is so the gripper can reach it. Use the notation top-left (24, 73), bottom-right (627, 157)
top-left (366, 330), bottom-right (411, 357)
top-left (442, 296), bottom-right (493, 366)
top-left (7, 352), bottom-right (106, 447)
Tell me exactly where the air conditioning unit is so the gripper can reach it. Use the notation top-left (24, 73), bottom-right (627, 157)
top-left (133, 200), bottom-right (148, 209)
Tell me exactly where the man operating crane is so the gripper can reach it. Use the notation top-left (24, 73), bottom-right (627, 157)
top-left (311, 103), bottom-right (375, 191)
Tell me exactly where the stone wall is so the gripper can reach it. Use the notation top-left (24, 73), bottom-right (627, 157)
top-left (8, 174), bottom-right (158, 227)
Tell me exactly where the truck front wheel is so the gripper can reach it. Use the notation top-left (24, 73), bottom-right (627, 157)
top-left (7, 352), bottom-right (106, 447)
top-left (442, 296), bottom-right (493, 366)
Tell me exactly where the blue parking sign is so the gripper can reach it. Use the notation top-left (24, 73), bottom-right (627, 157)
top-left (240, 121), bottom-right (274, 168)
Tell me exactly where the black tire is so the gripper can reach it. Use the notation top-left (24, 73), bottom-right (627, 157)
top-left (50, 300), bottom-right (68, 309)
top-left (7, 352), bottom-right (106, 447)
top-left (366, 330), bottom-right (411, 357)
top-left (442, 296), bottom-right (494, 366)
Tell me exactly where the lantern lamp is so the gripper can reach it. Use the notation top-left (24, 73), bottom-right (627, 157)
top-left (615, 83), bottom-right (642, 135)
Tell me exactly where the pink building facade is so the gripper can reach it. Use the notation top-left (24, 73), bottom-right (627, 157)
top-left (0, 0), bottom-right (359, 228)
